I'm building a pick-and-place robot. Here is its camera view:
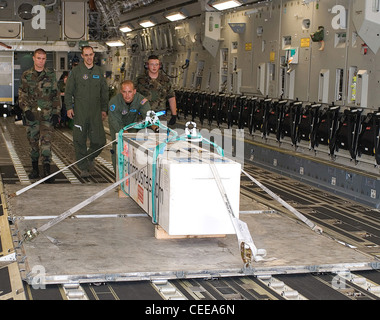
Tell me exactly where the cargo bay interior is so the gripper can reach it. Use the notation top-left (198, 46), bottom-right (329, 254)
top-left (1, 0), bottom-right (380, 301)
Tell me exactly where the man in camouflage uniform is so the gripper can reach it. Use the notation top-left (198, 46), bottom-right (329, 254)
top-left (65, 46), bottom-right (108, 178)
top-left (18, 48), bottom-right (61, 182)
top-left (108, 80), bottom-right (151, 172)
top-left (135, 55), bottom-right (177, 131)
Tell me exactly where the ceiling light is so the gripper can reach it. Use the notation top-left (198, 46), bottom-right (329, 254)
top-left (211, 0), bottom-right (242, 11)
top-left (139, 20), bottom-right (155, 28)
top-left (106, 40), bottom-right (125, 47)
top-left (165, 12), bottom-right (187, 22)
top-left (119, 25), bottom-right (133, 33)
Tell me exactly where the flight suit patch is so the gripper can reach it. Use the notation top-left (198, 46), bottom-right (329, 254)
top-left (109, 104), bottom-right (116, 112)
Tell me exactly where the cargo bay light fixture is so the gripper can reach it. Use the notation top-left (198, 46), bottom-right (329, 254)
top-left (164, 8), bottom-right (188, 22)
top-left (139, 18), bottom-right (156, 28)
top-left (119, 24), bottom-right (133, 33)
top-left (210, 0), bottom-right (243, 11)
top-left (105, 40), bottom-right (125, 47)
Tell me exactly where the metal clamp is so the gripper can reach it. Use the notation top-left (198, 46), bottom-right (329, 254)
top-left (145, 111), bottom-right (159, 125)
top-left (22, 228), bottom-right (39, 242)
top-left (185, 121), bottom-right (202, 141)
top-left (145, 110), bottom-right (166, 126)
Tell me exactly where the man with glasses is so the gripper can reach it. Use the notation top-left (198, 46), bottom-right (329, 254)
top-left (65, 46), bottom-right (108, 178)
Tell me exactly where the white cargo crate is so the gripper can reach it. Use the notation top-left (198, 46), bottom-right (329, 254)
top-left (118, 133), bottom-right (241, 236)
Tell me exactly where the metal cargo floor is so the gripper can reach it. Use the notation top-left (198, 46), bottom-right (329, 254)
top-left (6, 184), bottom-right (378, 285)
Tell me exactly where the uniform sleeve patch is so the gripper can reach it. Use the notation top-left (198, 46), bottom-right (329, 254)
top-left (141, 98), bottom-right (148, 105)
top-left (109, 104), bottom-right (116, 112)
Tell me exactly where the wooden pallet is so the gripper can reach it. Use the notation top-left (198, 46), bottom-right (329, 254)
top-left (155, 225), bottom-right (226, 240)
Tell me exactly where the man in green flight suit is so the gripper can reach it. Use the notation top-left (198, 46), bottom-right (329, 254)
top-left (108, 80), bottom-right (151, 172)
top-left (65, 46), bottom-right (108, 178)
top-left (18, 48), bottom-right (61, 183)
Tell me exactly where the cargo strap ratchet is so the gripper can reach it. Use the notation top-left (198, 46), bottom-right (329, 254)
top-left (209, 163), bottom-right (267, 266)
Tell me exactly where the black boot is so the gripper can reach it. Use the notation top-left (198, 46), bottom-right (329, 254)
top-left (28, 161), bottom-right (39, 179)
top-left (43, 163), bottom-right (55, 183)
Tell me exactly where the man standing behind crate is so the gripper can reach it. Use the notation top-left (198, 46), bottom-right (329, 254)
top-left (65, 46), bottom-right (108, 178)
top-left (108, 80), bottom-right (151, 172)
top-left (135, 55), bottom-right (177, 131)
